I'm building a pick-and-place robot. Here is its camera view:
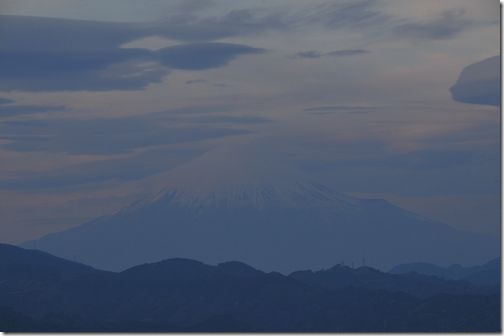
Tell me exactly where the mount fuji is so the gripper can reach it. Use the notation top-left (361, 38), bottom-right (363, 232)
top-left (23, 146), bottom-right (498, 272)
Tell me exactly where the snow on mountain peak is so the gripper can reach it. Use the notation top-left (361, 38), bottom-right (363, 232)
top-left (136, 144), bottom-right (358, 209)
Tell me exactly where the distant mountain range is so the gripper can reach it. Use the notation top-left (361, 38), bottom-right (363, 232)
top-left (390, 258), bottom-right (500, 287)
top-left (22, 153), bottom-right (498, 272)
top-left (0, 244), bottom-right (500, 332)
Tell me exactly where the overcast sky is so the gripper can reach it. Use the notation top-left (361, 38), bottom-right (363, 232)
top-left (0, 0), bottom-right (500, 243)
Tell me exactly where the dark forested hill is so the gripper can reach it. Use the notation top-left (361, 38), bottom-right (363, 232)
top-left (0, 244), bottom-right (500, 332)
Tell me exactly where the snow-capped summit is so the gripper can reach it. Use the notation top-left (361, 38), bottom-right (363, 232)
top-left (127, 144), bottom-right (358, 210)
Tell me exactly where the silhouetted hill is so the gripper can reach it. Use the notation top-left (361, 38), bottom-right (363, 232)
top-left (0, 245), bottom-right (500, 332)
top-left (289, 264), bottom-right (496, 298)
top-left (390, 258), bottom-right (500, 287)
top-left (217, 261), bottom-right (265, 278)
top-left (0, 243), bottom-right (98, 282)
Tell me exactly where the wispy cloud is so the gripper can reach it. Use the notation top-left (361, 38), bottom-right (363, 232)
top-left (0, 105), bottom-right (270, 154)
top-left (0, 97), bottom-right (15, 105)
top-left (304, 105), bottom-right (377, 115)
top-left (185, 79), bottom-right (207, 85)
top-left (298, 0), bottom-right (390, 30)
top-left (0, 98), bottom-right (65, 117)
top-left (293, 49), bottom-right (369, 59)
top-left (393, 10), bottom-right (471, 40)
top-left (0, 146), bottom-right (206, 190)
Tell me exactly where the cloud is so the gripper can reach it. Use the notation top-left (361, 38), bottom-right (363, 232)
top-left (168, 115), bottom-right (271, 124)
top-left (0, 104), bottom-right (65, 117)
top-left (0, 97), bottom-right (65, 117)
top-left (327, 49), bottom-right (369, 57)
top-left (299, 0), bottom-right (389, 30)
top-left (185, 79), bottom-right (207, 85)
top-left (0, 105), bottom-right (271, 154)
top-left (172, 0), bottom-right (217, 14)
top-left (0, 117), bottom-right (249, 155)
top-left (0, 97), bottom-right (15, 104)
top-left (155, 42), bottom-right (265, 70)
top-left (0, 15), bottom-right (141, 51)
top-left (293, 49), bottom-right (369, 59)
top-left (450, 56), bottom-right (500, 107)
top-left (150, 108), bottom-right (272, 123)
top-left (304, 105), bottom-right (377, 115)
top-left (153, 105), bottom-right (233, 115)
top-left (0, 58), bottom-right (169, 92)
top-left (298, 141), bottom-right (499, 197)
top-left (0, 147), bottom-right (206, 190)
top-left (296, 2), bottom-right (486, 42)
top-left (0, 27), bottom-right (162, 92)
top-left (341, 149), bottom-right (479, 170)
top-left (0, 2), bottom-right (382, 45)
top-left (0, 15), bottom-right (265, 92)
top-left (293, 51), bottom-right (323, 59)
top-left (0, 41), bottom-right (263, 91)
top-left (393, 10), bottom-right (471, 40)
top-left (184, 78), bottom-right (233, 88)
top-left (150, 8), bottom-right (287, 41)
top-left (213, 83), bottom-right (229, 88)
top-left (0, 2), bottom-right (491, 93)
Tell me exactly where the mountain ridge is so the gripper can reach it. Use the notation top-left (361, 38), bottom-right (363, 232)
top-left (0, 244), bottom-right (500, 332)
top-left (390, 258), bottom-right (500, 286)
